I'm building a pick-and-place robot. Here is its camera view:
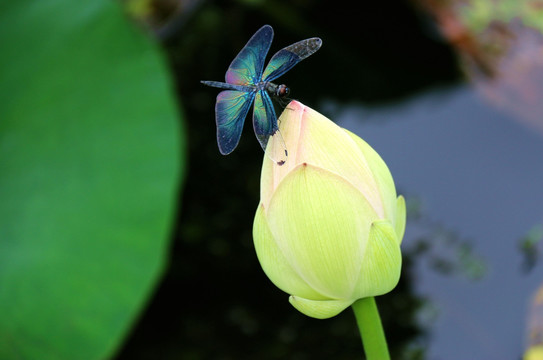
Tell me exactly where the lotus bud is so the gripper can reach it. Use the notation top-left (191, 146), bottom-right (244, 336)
top-left (253, 101), bottom-right (406, 319)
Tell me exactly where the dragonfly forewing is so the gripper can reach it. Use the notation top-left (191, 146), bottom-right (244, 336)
top-left (225, 25), bottom-right (273, 85)
top-left (262, 37), bottom-right (322, 82)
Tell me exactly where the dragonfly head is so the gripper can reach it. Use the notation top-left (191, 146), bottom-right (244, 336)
top-left (275, 84), bottom-right (290, 98)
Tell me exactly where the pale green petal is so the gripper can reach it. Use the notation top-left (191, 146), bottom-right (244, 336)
top-left (524, 345), bottom-right (543, 360)
top-left (294, 106), bottom-right (384, 217)
top-left (253, 204), bottom-right (326, 300)
top-left (267, 163), bottom-right (378, 299)
top-left (259, 151), bottom-right (274, 208)
top-left (289, 296), bottom-right (354, 319)
top-left (344, 129), bottom-right (398, 226)
top-left (261, 101), bottom-right (384, 217)
top-left (395, 195), bottom-right (406, 244)
top-left (259, 101), bottom-right (304, 209)
top-left (352, 220), bottom-right (402, 299)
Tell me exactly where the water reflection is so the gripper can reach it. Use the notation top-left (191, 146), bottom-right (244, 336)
top-left (332, 85), bottom-right (543, 359)
top-left (520, 225), bottom-right (543, 273)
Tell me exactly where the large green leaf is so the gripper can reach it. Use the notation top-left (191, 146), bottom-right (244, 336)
top-left (0, 1), bottom-right (183, 359)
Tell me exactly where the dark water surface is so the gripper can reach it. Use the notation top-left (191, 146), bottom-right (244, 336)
top-left (117, 2), bottom-right (543, 359)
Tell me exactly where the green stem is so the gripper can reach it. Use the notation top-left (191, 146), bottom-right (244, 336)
top-left (352, 297), bottom-right (390, 360)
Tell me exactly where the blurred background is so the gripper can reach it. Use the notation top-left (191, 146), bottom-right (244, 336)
top-left (2, 0), bottom-right (543, 359)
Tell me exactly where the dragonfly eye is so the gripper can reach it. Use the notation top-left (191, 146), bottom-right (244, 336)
top-left (276, 85), bottom-right (290, 97)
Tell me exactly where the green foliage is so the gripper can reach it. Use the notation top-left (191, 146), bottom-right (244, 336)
top-left (460, 0), bottom-right (543, 33)
top-left (0, 1), bottom-right (183, 359)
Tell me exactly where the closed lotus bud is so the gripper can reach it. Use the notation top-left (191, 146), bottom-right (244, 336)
top-left (253, 101), bottom-right (406, 319)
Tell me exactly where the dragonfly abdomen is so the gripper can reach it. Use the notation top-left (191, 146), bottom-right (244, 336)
top-left (201, 81), bottom-right (255, 93)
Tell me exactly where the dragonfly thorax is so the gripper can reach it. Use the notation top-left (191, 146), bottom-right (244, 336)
top-left (264, 82), bottom-right (290, 98)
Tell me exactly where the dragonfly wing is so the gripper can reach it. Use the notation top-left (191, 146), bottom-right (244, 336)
top-left (253, 90), bottom-right (288, 165)
top-left (215, 90), bottom-right (255, 155)
top-left (225, 25), bottom-right (274, 86)
top-left (262, 37), bottom-right (322, 82)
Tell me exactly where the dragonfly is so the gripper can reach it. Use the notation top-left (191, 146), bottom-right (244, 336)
top-left (201, 25), bottom-right (322, 165)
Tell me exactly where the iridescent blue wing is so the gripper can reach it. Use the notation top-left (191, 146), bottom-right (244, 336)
top-left (262, 37), bottom-right (322, 82)
top-left (225, 25), bottom-right (274, 86)
top-left (215, 90), bottom-right (256, 155)
top-left (253, 90), bottom-right (288, 165)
